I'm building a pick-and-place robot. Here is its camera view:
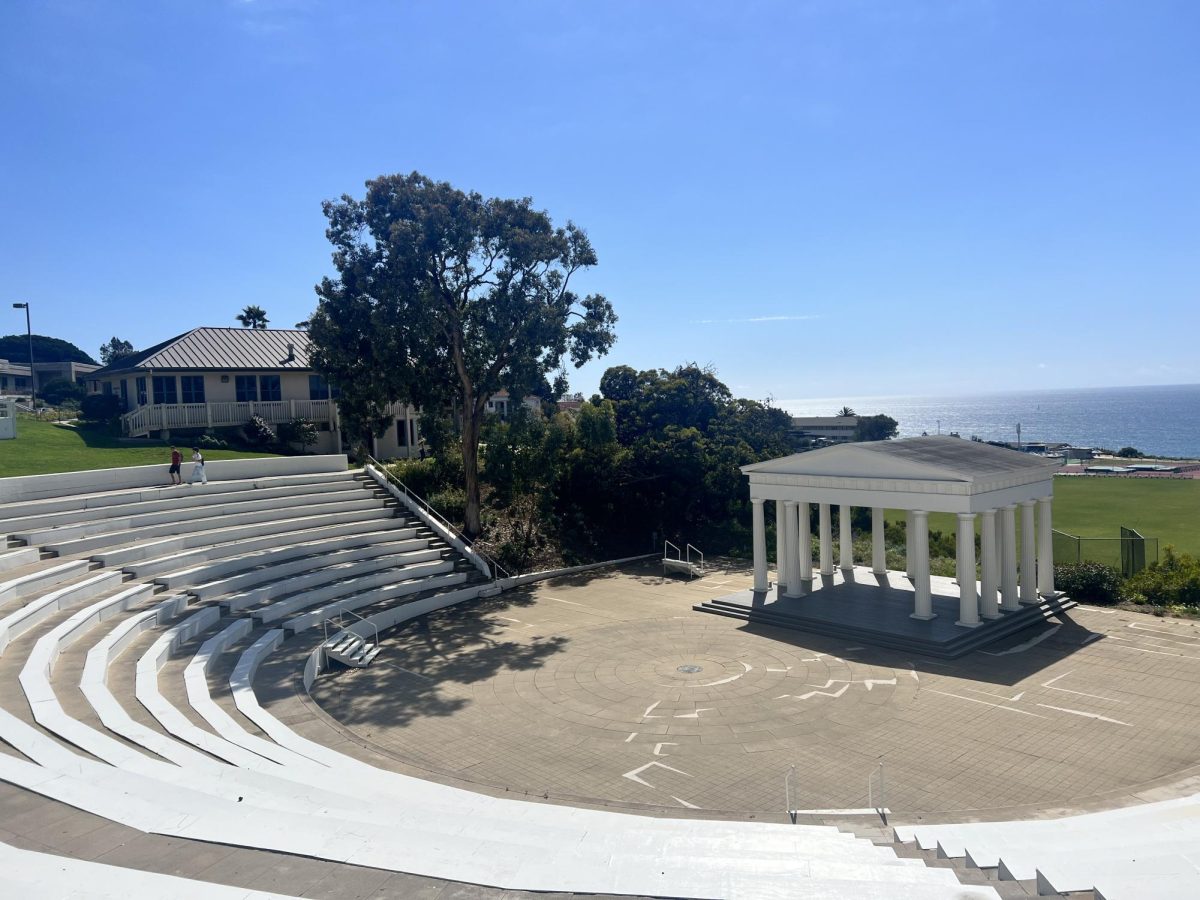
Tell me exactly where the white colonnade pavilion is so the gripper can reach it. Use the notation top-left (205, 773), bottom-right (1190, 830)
top-left (742, 436), bottom-right (1062, 628)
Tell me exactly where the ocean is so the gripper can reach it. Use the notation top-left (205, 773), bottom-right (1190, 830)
top-left (784, 384), bottom-right (1200, 459)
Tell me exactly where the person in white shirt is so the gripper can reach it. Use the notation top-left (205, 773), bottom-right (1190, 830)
top-left (188, 447), bottom-right (207, 485)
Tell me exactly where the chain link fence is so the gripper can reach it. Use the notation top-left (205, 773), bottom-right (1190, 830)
top-left (1053, 527), bottom-right (1158, 577)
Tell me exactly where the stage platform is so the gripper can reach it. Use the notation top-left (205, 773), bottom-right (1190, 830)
top-left (694, 566), bottom-right (1076, 659)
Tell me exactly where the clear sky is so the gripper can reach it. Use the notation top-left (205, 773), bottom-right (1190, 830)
top-left (2, 1), bottom-right (1197, 410)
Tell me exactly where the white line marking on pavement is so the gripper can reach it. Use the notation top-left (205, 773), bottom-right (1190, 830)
top-left (625, 732), bottom-right (638, 743)
top-left (653, 742), bottom-right (678, 756)
top-left (1081, 633), bottom-right (1103, 646)
top-left (1110, 643), bottom-right (1200, 661)
top-left (1129, 622), bottom-right (1196, 637)
top-left (766, 667), bottom-right (792, 673)
top-left (672, 796), bottom-right (701, 809)
top-left (623, 760), bottom-right (693, 787)
top-left (863, 678), bottom-right (897, 691)
top-left (545, 596), bottom-right (585, 606)
top-left (965, 687), bottom-right (1025, 702)
top-left (982, 625), bottom-right (1060, 656)
top-left (641, 701), bottom-right (664, 719)
top-left (1041, 672), bottom-right (1124, 703)
top-left (674, 709), bottom-right (713, 719)
top-left (692, 665), bottom-right (750, 687)
top-left (1036, 704), bottom-right (1133, 726)
top-left (794, 684), bottom-right (849, 701)
top-left (926, 689), bottom-right (1047, 717)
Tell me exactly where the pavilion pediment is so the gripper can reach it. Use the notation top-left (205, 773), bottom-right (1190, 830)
top-left (742, 436), bottom-right (1059, 486)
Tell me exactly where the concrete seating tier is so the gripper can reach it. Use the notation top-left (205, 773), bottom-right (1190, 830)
top-left (0, 840), bottom-right (301, 899)
top-left (0, 464), bottom-right (999, 898)
top-left (895, 797), bottom-right (1200, 898)
top-left (0, 471), bottom-right (363, 536)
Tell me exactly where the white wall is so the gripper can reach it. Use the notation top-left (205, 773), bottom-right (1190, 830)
top-left (0, 455), bottom-right (349, 504)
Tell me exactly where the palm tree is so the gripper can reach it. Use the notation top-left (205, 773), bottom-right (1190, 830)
top-left (836, 405), bottom-right (856, 417)
top-left (236, 305), bottom-right (269, 329)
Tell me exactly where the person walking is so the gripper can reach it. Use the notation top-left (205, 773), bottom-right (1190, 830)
top-left (188, 447), bottom-right (208, 485)
top-left (168, 446), bottom-right (183, 485)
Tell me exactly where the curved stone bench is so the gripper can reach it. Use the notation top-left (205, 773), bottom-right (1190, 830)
top-left (0, 473), bottom-right (362, 535)
top-left (27, 494), bottom-right (387, 557)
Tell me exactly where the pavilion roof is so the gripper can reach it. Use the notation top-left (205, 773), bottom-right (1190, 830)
top-left (742, 436), bottom-right (1060, 484)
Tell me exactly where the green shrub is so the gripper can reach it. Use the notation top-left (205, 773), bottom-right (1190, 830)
top-left (41, 378), bottom-right (86, 406)
top-left (1126, 547), bottom-right (1200, 608)
top-left (1054, 561), bottom-right (1125, 605)
top-left (80, 393), bottom-right (122, 421)
top-left (244, 415), bottom-right (276, 446)
top-left (278, 418), bottom-right (318, 452)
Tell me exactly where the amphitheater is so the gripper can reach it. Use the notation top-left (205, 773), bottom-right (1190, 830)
top-left (2, 454), bottom-right (1199, 899)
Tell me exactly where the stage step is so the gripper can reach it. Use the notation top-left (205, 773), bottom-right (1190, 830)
top-left (693, 594), bottom-right (1078, 659)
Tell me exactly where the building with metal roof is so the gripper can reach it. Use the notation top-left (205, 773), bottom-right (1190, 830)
top-left (86, 327), bottom-right (419, 459)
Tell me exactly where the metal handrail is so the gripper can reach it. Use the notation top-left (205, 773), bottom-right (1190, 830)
top-left (366, 455), bottom-right (513, 580)
top-left (339, 607), bottom-right (379, 649)
top-left (785, 764), bottom-right (797, 822)
top-left (663, 540), bottom-right (681, 561)
top-left (322, 609), bottom-right (379, 654)
top-left (686, 543), bottom-right (704, 572)
top-left (867, 759), bottom-right (887, 824)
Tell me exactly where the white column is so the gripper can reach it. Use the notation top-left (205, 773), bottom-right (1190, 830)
top-left (775, 500), bottom-right (787, 588)
top-left (1020, 499), bottom-right (1037, 604)
top-left (979, 508), bottom-right (1000, 619)
top-left (784, 501), bottom-right (803, 598)
top-left (871, 507), bottom-right (886, 575)
top-left (818, 503), bottom-right (833, 575)
top-left (905, 511), bottom-right (915, 578)
top-left (752, 499), bottom-right (768, 592)
top-left (955, 513), bottom-right (980, 627)
top-left (1038, 496), bottom-right (1055, 597)
top-left (910, 510), bottom-right (934, 620)
top-left (839, 504), bottom-right (853, 570)
top-left (1000, 504), bottom-right (1019, 611)
top-left (798, 502), bottom-right (813, 581)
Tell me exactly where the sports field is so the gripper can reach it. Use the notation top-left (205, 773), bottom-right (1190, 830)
top-left (886, 476), bottom-right (1200, 558)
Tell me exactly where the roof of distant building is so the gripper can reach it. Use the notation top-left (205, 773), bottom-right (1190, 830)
top-left (89, 328), bottom-right (311, 376)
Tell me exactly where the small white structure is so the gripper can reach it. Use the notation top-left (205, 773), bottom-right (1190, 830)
top-left (0, 398), bottom-right (16, 440)
top-left (742, 437), bottom-right (1061, 628)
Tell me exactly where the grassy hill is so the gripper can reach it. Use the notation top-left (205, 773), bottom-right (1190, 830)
top-left (0, 416), bottom-right (279, 478)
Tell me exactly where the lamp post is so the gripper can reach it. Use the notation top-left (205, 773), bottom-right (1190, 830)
top-left (11, 303), bottom-right (34, 408)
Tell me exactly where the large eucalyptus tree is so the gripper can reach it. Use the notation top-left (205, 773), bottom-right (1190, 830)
top-left (309, 172), bottom-right (616, 536)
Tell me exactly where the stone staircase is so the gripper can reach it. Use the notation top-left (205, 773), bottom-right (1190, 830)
top-left (694, 593), bottom-right (1079, 659)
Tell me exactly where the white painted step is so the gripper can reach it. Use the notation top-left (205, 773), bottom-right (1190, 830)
top-left (0, 477), bottom-right (366, 535)
top-left (0, 840), bottom-right (303, 899)
top-left (16, 490), bottom-right (385, 550)
top-left (44, 501), bottom-right (392, 557)
top-left (105, 514), bottom-right (404, 571)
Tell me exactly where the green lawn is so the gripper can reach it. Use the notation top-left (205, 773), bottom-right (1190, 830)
top-left (885, 476), bottom-right (1200, 558)
top-left (0, 416), bottom-right (279, 478)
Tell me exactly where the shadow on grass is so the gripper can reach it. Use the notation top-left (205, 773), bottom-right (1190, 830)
top-left (55, 422), bottom-right (132, 449)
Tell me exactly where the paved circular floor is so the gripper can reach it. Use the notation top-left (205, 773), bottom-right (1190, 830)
top-left (298, 561), bottom-right (1200, 822)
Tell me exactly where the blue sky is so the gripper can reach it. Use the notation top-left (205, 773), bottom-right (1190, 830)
top-left (2, 1), bottom-right (1197, 410)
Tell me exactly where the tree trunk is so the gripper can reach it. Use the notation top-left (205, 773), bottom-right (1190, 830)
top-left (462, 408), bottom-right (482, 537)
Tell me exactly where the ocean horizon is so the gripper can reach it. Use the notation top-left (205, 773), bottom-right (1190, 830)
top-left (783, 383), bottom-right (1200, 459)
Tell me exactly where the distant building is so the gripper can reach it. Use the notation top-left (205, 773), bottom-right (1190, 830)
top-left (790, 415), bottom-right (859, 445)
top-left (86, 326), bottom-right (539, 458)
top-left (0, 358), bottom-right (99, 398)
